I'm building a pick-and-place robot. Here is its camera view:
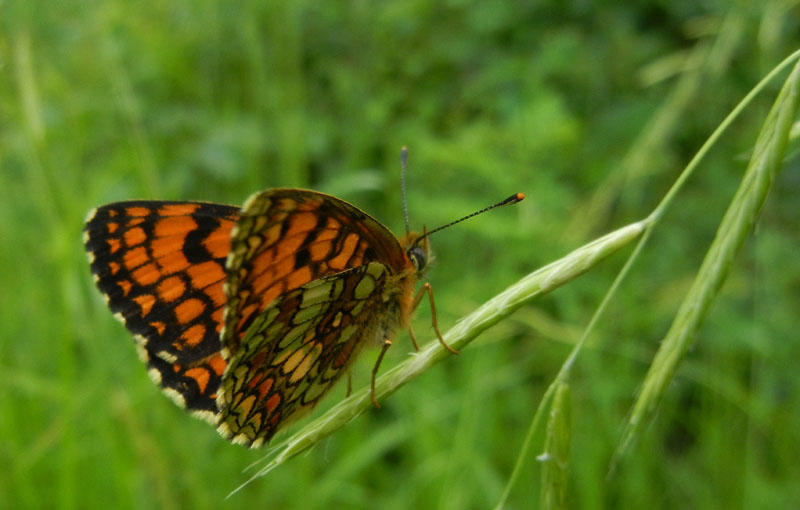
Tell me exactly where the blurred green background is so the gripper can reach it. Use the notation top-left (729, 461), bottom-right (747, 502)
top-left (3, 1), bottom-right (800, 508)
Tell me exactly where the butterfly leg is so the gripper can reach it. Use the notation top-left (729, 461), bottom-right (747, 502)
top-left (346, 372), bottom-right (353, 398)
top-left (411, 283), bottom-right (459, 354)
top-left (371, 339), bottom-right (393, 408)
top-left (407, 325), bottom-right (421, 351)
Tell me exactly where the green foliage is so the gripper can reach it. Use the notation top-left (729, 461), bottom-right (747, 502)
top-left (2, 1), bottom-right (800, 508)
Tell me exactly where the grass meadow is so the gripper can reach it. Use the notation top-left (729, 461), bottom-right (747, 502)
top-left (2, 2), bottom-right (800, 508)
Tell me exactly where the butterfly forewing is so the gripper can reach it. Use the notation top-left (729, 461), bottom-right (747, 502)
top-left (221, 189), bottom-right (407, 356)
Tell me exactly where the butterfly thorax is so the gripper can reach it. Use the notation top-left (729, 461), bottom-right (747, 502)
top-left (366, 232), bottom-right (428, 343)
top-left (360, 231), bottom-right (428, 344)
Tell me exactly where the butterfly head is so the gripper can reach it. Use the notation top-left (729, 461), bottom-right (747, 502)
top-left (403, 230), bottom-right (432, 274)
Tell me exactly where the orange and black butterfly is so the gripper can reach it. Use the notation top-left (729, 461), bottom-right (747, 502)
top-left (84, 149), bottom-right (523, 448)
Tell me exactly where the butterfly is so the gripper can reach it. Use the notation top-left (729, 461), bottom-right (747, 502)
top-left (84, 151), bottom-right (524, 448)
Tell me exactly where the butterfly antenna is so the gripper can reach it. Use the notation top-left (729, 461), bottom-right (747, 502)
top-left (418, 192), bottom-right (525, 242)
top-left (400, 146), bottom-right (411, 235)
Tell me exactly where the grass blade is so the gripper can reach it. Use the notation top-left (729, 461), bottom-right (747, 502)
top-left (613, 59), bottom-right (800, 465)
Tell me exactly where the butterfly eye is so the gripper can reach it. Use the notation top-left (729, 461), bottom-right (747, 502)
top-left (408, 246), bottom-right (427, 271)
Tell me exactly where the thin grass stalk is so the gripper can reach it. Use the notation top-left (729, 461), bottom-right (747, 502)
top-left (540, 382), bottom-right (571, 510)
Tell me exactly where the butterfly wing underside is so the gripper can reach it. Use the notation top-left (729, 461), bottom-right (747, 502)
top-left (217, 261), bottom-right (403, 447)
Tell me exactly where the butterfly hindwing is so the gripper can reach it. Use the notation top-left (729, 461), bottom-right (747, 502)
top-left (217, 261), bottom-right (408, 447)
top-left (144, 351), bottom-right (226, 421)
top-left (84, 201), bottom-right (240, 414)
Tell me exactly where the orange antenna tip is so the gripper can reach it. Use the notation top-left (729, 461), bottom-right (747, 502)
top-left (500, 192), bottom-right (525, 205)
